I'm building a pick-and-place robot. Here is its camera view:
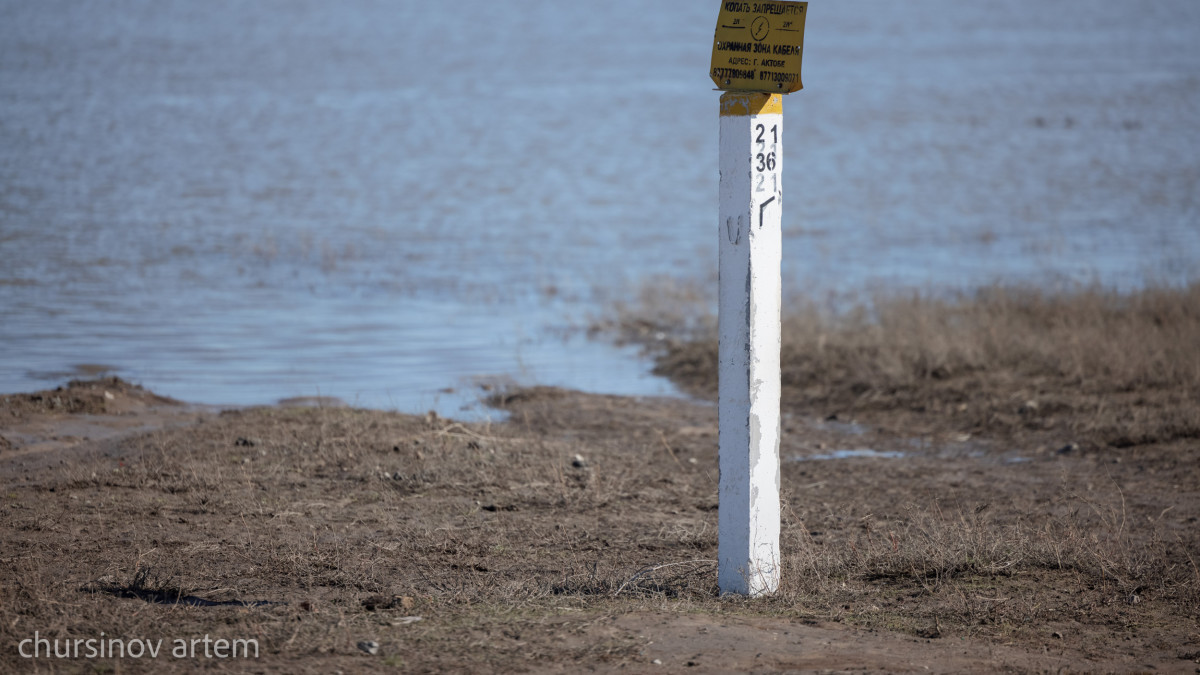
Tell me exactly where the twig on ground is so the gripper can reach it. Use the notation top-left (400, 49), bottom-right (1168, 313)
top-left (657, 430), bottom-right (685, 471)
top-left (611, 559), bottom-right (716, 598)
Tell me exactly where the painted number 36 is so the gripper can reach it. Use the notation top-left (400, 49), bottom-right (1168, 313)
top-left (754, 123), bottom-right (778, 172)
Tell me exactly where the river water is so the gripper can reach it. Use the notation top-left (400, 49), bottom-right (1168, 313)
top-left (2, 1), bottom-right (1198, 414)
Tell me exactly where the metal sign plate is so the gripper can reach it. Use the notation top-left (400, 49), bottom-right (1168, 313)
top-left (710, 1), bottom-right (808, 94)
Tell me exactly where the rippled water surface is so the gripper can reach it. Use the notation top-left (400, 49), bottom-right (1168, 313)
top-left (3, 1), bottom-right (1198, 412)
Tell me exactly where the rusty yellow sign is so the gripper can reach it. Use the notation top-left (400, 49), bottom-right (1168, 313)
top-left (710, 1), bottom-right (808, 94)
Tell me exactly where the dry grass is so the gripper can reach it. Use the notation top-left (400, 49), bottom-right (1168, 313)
top-left (636, 282), bottom-right (1200, 447)
top-left (787, 284), bottom-right (1200, 389)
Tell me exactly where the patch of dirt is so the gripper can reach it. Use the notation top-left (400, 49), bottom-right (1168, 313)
top-left (609, 613), bottom-right (1120, 673)
top-left (0, 378), bottom-right (206, 473)
top-left (0, 377), bottom-right (179, 421)
top-left (1, 374), bottom-right (1197, 672)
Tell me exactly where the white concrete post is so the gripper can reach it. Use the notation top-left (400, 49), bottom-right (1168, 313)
top-left (717, 92), bottom-right (783, 597)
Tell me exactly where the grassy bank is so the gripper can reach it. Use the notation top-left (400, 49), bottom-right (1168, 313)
top-left (618, 281), bottom-right (1200, 449)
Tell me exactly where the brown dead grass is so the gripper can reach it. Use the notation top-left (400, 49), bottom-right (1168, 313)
top-left (636, 282), bottom-right (1200, 448)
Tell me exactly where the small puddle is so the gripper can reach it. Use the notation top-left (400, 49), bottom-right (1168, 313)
top-left (810, 418), bottom-right (871, 436)
top-left (788, 448), bottom-right (906, 462)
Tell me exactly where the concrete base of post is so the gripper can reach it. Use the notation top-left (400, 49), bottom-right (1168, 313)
top-left (717, 92), bottom-right (783, 597)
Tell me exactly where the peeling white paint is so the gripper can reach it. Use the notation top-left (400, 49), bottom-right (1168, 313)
top-left (717, 95), bottom-right (783, 597)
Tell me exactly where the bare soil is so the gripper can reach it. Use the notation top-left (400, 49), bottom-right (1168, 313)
top-left (2, 285), bottom-right (1199, 672)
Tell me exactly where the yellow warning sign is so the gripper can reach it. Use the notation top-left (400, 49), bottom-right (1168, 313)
top-left (710, 1), bottom-right (807, 94)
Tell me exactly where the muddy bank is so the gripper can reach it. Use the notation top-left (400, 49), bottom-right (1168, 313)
top-left (2, 368), bottom-right (1198, 672)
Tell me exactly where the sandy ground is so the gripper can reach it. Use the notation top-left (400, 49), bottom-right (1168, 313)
top-left (2, 376), bottom-right (1197, 673)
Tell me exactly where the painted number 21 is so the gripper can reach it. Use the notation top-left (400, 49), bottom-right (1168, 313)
top-left (754, 123), bottom-right (778, 172)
